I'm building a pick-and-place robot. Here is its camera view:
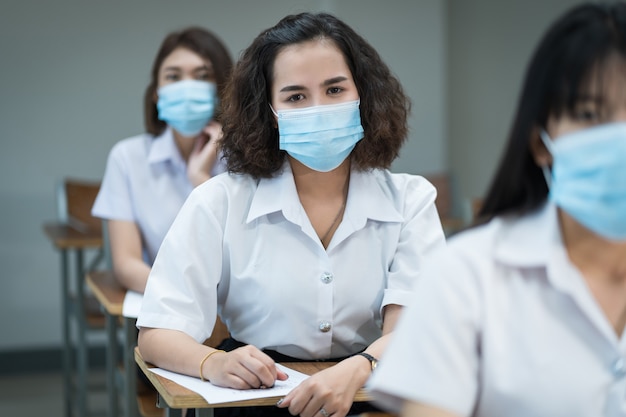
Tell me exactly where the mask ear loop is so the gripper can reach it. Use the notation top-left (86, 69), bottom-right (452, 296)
top-left (539, 130), bottom-right (555, 189)
top-left (269, 104), bottom-right (279, 118)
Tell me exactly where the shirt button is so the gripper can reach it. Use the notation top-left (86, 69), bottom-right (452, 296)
top-left (319, 321), bottom-right (332, 333)
top-left (321, 272), bottom-right (333, 284)
top-left (611, 358), bottom-right (626, 378)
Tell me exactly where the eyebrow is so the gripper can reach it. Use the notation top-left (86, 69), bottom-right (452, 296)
top-left (322, 76), bottom-right (348, 86)
top-left (279, 76), bottom-right (349, 93)
top-left (573, 94), bottom-right (603, 104)
top-left (280, 84), bottom-right (306, 92)
top-left (162, 64), bottom-right (212, 72)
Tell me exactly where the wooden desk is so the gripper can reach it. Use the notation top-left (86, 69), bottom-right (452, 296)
top-left (87, 270), bottom-right (159, 417)
top-left (43, 222), bottom-right (103, 417)
top-left (135, 347), bottom-right (372, 417)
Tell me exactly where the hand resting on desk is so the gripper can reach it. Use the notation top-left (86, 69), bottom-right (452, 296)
top-left (202, 344), bottom-right (289, 389)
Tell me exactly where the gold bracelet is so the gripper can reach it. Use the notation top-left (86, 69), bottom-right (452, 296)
top-left (199, 349), bottom-right (226, 382)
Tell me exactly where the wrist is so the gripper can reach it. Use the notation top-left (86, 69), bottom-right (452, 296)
top-left (344, 354), bottom-right (374, 386)
top-left (189, 172), bottom-right (210, 187)
top-left (199, 349), bottom-right (225, 381)
top-left (354, 352), bottom-right (379, 372)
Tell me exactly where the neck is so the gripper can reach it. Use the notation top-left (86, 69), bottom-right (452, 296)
top-left (289, 157), bottom-right (351, 199)
top-left (560, 210), bottom-right (626, 283)
top-left (172, 128), bottom-right (198, 162)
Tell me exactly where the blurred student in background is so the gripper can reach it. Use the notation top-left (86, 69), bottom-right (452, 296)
top-left (92, 27), bottom-right (233, 293)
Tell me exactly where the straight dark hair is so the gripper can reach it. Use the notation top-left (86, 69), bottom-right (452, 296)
top-left (477, 2), bottom-right (626, 223)
top-left (143, 27), bottom-right (233, 136)
top-left (220, 12), bottom-right (410, 178)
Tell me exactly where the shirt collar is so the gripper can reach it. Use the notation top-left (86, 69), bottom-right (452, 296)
top-left (246, 163), bottom-right (298, 224)
top-left (147, 127), bottom-right (185, 168)
top-left (490, 201), bottom-right (620, 341)
top-left (346, 168), bottom-right (404, 226)
top-left (493, 201), bottom-right (562, 267)
top-left (246, 164), bottom-right (404, 226)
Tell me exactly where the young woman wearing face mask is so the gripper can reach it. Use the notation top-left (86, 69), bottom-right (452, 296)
top-left (367, 3), bottom-right (626, 417)
top-left (136, 12), bottom-right (446, 417)
top-left (92, 27), bottom-right (233, 293)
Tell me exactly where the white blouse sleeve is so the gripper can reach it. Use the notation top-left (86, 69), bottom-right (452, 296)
top-left (91, 142), bottom-right (135, 221)
top-left (368, 245), bottom-right (482, 416)
top-left (136, 181), bottom-right (226, 343)
top-left (382, 175), bottom-right (447, 310)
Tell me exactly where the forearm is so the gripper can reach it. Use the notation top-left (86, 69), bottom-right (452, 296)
top-left (138, 327), bottom-right (217, 379)
top-left (113, 258), bottom-right (150, 293)
top-left (108, 219), bottom-right (150, 293)
top-left (401, 401), bottom-right (460, 417)
top-left (138, 328), bottom-right (286, 387)
top-left (334, 304), bottom-right (404, 389)
top-left (188, 171), bottom-right (211, 188)
top-left (337, 331), bottom-right (393, 389)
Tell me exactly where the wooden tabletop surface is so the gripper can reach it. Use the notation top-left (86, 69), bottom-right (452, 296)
top-left (43, 222), bottom-right (102, 249)
top-left (86, 269), bottom-right (125, 316)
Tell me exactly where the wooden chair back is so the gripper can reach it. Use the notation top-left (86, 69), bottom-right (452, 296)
top-left (57, 178), bottom-right (102, 233)
top-left (423, 172), bottom-right (454, 220)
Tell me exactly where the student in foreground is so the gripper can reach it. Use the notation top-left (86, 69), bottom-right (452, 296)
top-left (368, 2), bottom-right (626, 417)
top-left (136, 11), bottom-right (446, 417)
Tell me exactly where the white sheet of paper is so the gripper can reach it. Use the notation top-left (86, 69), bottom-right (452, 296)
top-left (149, 363), bottom-right (309, 404)
top-left (122, 290), bottom-right (143, 318)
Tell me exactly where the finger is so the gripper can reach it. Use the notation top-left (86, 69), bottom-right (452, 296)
top-left (276, 397), bottom-right (290, 408)
top-left (221, 372), bottom-right (259, 390)
top-left (277, 369), bottom-right (289, 381)
top-left (221, 365), bottom-right (263, 389)
top-left (229, 346), bottom-right (280, 388)
top-left (300, 398), bottom-right (326, 417)
top-left (285, 389), bottom-right (316, 416)
top-left (192, 135), bottom-right (208, 153)
top-left (243, 353), bottom-right (281, 388)
top-left (202, 121), bottom-right (223, 139)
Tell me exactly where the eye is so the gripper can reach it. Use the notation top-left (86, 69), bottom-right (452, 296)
top-left (195, 69), bottom-right (214, 81)
top-left (164, 73), bottom-right (180, 82)
top-left (327, 86), bottom-right (343, 95)
top-left (573, 109), bottom-right (600, 122)
top-left (286, 93), bottom-right (305, 103)
top-left (571, 98), bottom-right (604, 124)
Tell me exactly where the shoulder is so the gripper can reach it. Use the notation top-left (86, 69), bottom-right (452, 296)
top-left (170, 173), bottom-right (259, 230)
top-left (446, 221), bottom-right (498, 259)
top-left (434, 215), bottom-right (521, 282)
top-left (366, 170), bottom-right (438, 217)
top-left (186, 172), bottom-right (258, 209)
top-left (366, 169), bottom-right (436, 199)
top-left (107, 133), bottom-right (153, 161)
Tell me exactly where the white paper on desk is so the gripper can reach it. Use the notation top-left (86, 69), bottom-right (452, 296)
top-left (122, 290), bottom-right (143, 318)
top-left (149, 364), bottom-right (309, 404)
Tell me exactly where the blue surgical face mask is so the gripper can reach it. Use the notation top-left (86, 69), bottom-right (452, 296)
top-left (540, 122), bottom-right (626, 241)
top-left (157, 80), bottom-right (217, 137)
top-left (272, 100), bottom-right (365, 172)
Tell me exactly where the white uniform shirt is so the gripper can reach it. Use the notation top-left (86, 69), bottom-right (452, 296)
top-left (92, 128), bottom-right (225, 264)
top-left (368, 201), bottom-right (626, 417)
top-left (137, 163), bottom-right (446, 359)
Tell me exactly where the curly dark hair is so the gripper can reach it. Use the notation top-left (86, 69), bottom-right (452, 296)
top-left (143, 27), bottom-right (233, 136)
top-left (220, 12), bottom-right (411, 179)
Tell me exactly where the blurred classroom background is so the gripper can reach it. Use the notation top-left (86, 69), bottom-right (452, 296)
top-left (0, 0), bottom-right (582, 371)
